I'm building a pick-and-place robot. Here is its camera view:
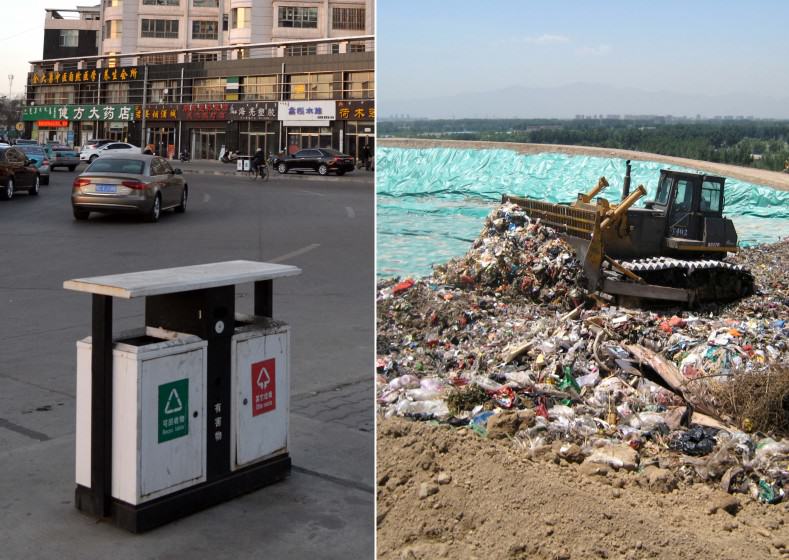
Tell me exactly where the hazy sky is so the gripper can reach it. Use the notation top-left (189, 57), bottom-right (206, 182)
top-left (378, 0), bottom-right (789, 110)
top-left (0, 0), bottom-right (89, 97)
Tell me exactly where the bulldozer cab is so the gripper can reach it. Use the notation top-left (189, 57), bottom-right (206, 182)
top-left (648, 170), bottom-right (724, 242)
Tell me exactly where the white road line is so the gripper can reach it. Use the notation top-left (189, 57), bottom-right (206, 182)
top-left (269, 243), bottom-right (321, 263)
top-left (345, 206), bottom-right (356, 219)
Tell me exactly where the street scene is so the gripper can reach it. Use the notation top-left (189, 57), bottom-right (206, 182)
top-left (0, 163), bottom-right (374, 557)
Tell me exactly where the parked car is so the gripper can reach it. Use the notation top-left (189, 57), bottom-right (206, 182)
top-left (79, 139), bottom-right (114, 163)
top-left (46, 145), bottom-right (81, 171)
top-left (16, 144), bottom-right (51, 185)
top-left (71, 154), bottom-right (187, 222)
top-left (14, 139), bottom-right (39, 146)
top-left (0, 146), bottom-right (41, 200)
top-left (272, 148), bottom-right (355, 176)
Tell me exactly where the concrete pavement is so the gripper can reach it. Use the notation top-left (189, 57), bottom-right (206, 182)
top-left (175, 158), bottom-right (374, 182)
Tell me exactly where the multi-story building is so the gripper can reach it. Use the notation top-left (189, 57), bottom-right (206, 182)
top-left (99, 0), bottom-right (373, 63)
top-left (43, 6), bottom-right (101, 61)
top-left (25, 1), bottom-right (374, 161)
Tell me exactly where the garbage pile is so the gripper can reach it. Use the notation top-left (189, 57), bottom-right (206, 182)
top-left (377, 204), bottom-right (789, 505)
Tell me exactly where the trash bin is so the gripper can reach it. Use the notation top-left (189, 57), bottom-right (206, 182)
top-left (231, 315), bottom-right (289, 469)
top-left (75, 327), bottom-right (207, 505)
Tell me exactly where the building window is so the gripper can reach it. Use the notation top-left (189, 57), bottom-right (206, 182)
top-left (285, 44), bottom-right (316, 56)
top-left (104, 0), bottom-right (122, 7)
top-left (59, 30), bottom-right (79, 47)
top-left (105, 83), bottom-right (129, 104)
top-left (149, 80), bottom-right (179, 102)
top-left (141, 53), bottom-right (179, 65)
top-left (346, 71), bottom-right (373, 99)
top-left (105, 20), bottom-right (122, 39)
top-left (143, 0), bottom-right (179, 5)
top-left (348, 42), bottom-right (366, 53)
top-left (193, 0), bottom-right (218, 6)
top-left (231, 7), bottom-right (250, 29)
top-left (332, 7), bottom-right (364, 30)
top-left (192, 78), bottom-right (226, 101)
top-left (242, 76), bottom-right (278, 101)
top-left (278, 7), bottom-right (318, 28)
top-left (192, 20), bottom-right (218, 40)
top-left (192, 52), bottom-right (219, 62)
top-left (288, 73), bottom-right (334, 100)
top-left (141, 19), bottom-right (180, 39)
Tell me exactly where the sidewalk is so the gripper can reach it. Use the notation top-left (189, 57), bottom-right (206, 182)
top-left (177, 159), bottom-right (375, 183)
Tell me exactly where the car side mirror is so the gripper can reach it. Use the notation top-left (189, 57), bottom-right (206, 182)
top-left (174, 168), bottom-right (182, 175)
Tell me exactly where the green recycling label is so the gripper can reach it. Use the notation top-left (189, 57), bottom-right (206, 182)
top-left (158, 379), bottom-right (189, 443)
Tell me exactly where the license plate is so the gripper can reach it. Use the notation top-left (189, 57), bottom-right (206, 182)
top-left (96, 184), bottom-right (117, 193)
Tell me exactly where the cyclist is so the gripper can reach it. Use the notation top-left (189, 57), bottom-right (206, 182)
top-left (251, 147), bottom-right (266, 178)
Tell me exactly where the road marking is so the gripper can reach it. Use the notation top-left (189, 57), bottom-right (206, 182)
top-left (0, 418), bottom-right (50, 441)
top-left (269, 243), bottom-right (320, 263)
top-left (345, 206), bottom-right (356, 219)
top-left (297, 190), bottom-right (326, 197)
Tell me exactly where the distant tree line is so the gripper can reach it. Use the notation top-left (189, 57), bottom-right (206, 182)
top-left (379, 119), bottom-right (789, 171)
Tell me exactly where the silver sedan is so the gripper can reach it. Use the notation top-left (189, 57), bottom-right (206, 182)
top-left (71, 154), bottom-right (187, 222)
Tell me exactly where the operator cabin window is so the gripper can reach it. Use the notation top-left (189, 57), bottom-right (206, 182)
top-left (278, 6), bottom-right (318, 28)
top-left (674, 180), bottom-right (693, 212)
top-left (105, 20), bottom-right (122, 39)
top-left (141, 19), bottom-right (180, 39)
top-left (231, 7), bottom-right (250, 29)
top-left (332, 7), bottom-right (365, 30)
top-left (701, 180), bottom-right (722, 213)
top-left (192, 20), bottom-right (218, 40)
top-left (59, 30), bottom-right (79, 47)
top-left (655, 175), bottom-right (672, 205)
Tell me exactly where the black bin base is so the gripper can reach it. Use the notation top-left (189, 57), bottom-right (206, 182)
top-left (75, 453), bottom-right (291, 533)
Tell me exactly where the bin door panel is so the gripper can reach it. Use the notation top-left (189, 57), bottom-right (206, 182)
top-left (235, 332), bottom-right (289, 467)
top-left (139, 349), bottom-right (205, 498)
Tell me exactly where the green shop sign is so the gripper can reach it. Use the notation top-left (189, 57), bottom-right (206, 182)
top-left (22, 104), bottom-right (136, 122)
top-left (158, 378), bottom-right (189, 443)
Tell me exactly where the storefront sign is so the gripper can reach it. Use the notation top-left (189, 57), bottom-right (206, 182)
top-left (29, 66), bottom-right (139, 86)
top-left (37, 120), bottom-right (69, 128)
top-left (22, 104), bottom-right (135, 122)
top-left (336, 100), bottom-right (375, 120)
top-left (135, 105), bottom-right (179, 121)
top-left (278, 101), bottom-right (335, 123)
top-left (229, 102), bottom-right (277, 121)
top-left (181, 103), bottom-right (229, 121)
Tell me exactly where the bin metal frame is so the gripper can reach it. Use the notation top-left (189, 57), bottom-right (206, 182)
top-left (64, 260), bottom-right (301, 532)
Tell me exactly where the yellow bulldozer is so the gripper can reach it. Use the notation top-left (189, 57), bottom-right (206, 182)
top-left (503, 161), bottom-right (753, 305)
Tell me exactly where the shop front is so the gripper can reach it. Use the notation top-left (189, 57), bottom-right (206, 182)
top-left (229, 102), bottom-right (279, 158)
top-left (137, 104), bottom-right (179, 158)
top-left (336, 100), bottom-right (375, 162)
top-left (278, 101), bottom-right (337, 155)
top-left (181, 103), bottom-right (230, 160)
top-left (22, 104), bottom-right (136, 148)
top-left (35, 119), bottom-right (70, 144)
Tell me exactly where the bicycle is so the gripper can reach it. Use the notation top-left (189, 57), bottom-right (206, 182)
top-left (247, 160), bottom-right (269, 181)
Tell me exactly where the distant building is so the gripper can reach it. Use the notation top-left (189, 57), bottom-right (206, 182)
top-left (43, 6), bottom-right (101, 61)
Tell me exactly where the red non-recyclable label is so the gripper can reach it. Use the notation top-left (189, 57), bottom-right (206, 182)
top-left (251, 358), bottom-right (276, 416)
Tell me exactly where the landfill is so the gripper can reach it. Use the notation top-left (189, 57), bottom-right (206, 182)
top-left (377, 202), bottom-right (789, 505)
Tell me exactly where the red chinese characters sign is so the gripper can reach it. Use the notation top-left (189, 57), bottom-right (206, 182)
top-left (251, 359), bottom-right (276, 417)
top-left (181, 103), bottom-right (229, 121)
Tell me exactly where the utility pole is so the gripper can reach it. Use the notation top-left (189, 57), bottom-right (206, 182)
top-left (8, 74), bottom-right (13, 98)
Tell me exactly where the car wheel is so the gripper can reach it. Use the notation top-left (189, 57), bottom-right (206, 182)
top-left (145, 194), bottom-right (161, 223)
top-left (28, 175), bottom-right (40, 196)
top-left (89, 155), bottom-right (98, 163)
top-left (336, 170), bottom-right (345, 176)
top-left (68, 165), bottom-right (76, 172)
top-left (277, 162), bottom-right (288, 174)
top-left (317, 164), bottom-right (329, 176)
top-left (1, 178), bottom-right (14, 200)
top-left (73, 207), bottom-right (89, 220)
top-left (175, 186), bottom-right (188, 213)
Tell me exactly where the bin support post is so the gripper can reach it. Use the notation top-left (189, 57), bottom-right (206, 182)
top-left (254, 280), bottom-right (273, 318)
top-left (90, 294), bottom-right (113, 517)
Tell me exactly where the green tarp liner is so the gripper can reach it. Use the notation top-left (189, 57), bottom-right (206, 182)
top-left (377, 147), bottom-right (789, 278)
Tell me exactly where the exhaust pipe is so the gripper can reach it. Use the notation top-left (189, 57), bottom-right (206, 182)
top-left (622, 160), bottom-right (631, 200)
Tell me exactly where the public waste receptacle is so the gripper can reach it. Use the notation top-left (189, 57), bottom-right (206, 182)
top-left (76, 327), bottom-right (207, 505)
top-left (231, 315), bottom-right (290, 469)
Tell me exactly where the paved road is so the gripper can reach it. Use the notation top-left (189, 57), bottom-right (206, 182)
top-left (0, 167), bottom-right (374, 558)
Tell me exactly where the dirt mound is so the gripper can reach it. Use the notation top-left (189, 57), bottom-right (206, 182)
top-left (377, 417), bottom-right (789, 560)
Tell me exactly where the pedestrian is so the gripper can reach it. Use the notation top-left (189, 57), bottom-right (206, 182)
top-left (361, 144), bottom-right (371, 170)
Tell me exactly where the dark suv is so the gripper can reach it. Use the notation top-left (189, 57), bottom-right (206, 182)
top-left (273, 148), bottom-right (355, 176)
top-left (0, 147), bottom-right (41, 200)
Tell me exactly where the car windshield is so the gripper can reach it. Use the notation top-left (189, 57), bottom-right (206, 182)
top-left (18, 146), bottom-right (45, 156)
top-left (87, 158), bottom-right (145, 175)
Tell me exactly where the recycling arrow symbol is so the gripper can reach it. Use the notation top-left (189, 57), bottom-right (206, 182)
top-left (164, 388), bottom-right (183, 414)
top-left (256, 366), bottom-right (271, 390)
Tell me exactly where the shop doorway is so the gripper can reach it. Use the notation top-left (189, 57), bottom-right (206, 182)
top-left (346, 121), bottom-right (375, 161)
top-left (284, 127), bottom-right (332, 154)
top-left (146, 127), bottom-right (176, 159)
top-left (191, 129), bottom-right (225, 160)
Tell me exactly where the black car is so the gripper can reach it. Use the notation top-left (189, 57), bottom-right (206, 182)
top-left (0, 147), bottom-right (41, 200)
top-left (273, 148), bottom-right (355, 176)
